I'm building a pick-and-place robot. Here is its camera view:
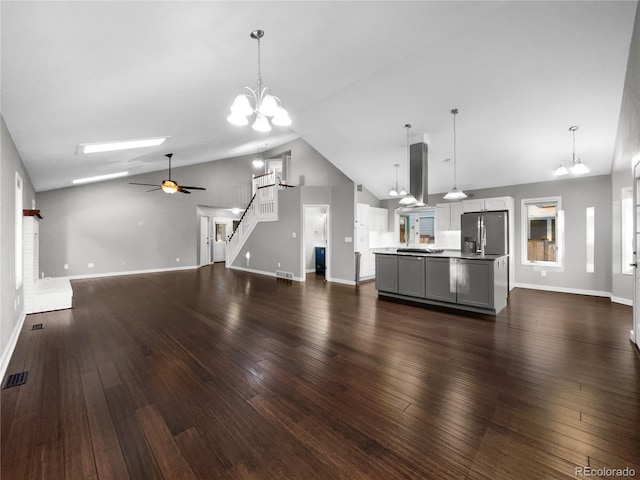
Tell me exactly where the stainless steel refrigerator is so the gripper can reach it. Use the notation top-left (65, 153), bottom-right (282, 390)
top-left (461, 211), bottom-right (508, 255)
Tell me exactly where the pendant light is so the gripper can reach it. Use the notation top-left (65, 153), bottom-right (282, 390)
top-left (227, 30), bottom-right (291, 132)
top-left (252, 144), bottom-right (265, 169)
top-left (388, 164), bottom-right (400, 197)
top-left (444, 108), bottom-right (467, 200)
top-left (569, 125), bottom-right (589, 175)
top-left (399, 124), bottom-right (417, 205)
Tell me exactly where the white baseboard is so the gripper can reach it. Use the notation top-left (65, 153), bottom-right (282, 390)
top-left (513, 283), bottom-right (610, 298)
top-left (0, 310), bottom-right (26, 382)
top-left (612, 296), bottom-right (633, 306)
top-left (514, 283), bottom-right (634, 306)
top-left (326, 277), bottom-right (356, 286)
top-left (229, 265), bottom-right (305, 282)
top-left (64, 265), bottom-right (197, 280)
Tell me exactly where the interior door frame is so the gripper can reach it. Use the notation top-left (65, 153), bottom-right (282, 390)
top-left (199, 215), bottom-right (211, 267)
top-left (632, 162), bottom-right (640, 346)
top-left (302, 204), bottom-right (330, 282)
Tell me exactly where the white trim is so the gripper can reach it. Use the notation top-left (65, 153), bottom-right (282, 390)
top-left (612, 296), bottom-right (633, 306)
top-left (229, 265), bottom-right (304, 282)
top-left (513, 282), bottom-right (610, 298)
top-left (326, 276), bottom-right (356, 286)
top-left (306, 268), bottom-right (316, 273)
top-left (1, 311), bottom-right (26, 382)
top-left (64, 265), bottom-right (197, 280)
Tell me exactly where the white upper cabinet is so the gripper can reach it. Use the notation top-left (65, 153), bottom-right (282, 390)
top-left (356, 203), bottom-right (369, 226)
top-left (370, 207), bottom-right (389, 232)
top-left (462, 196), bottom-right (514, 212)
top-left (436, 202), bottom-right (463, 231)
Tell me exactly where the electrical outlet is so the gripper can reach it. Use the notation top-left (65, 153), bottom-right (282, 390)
top-left (176, 257), bottom-right (180, 262)
top-left (292, 232), bottom-right (296, 238)
top-left (278, 262), bottom-right (281, 267)
top-left (541, 270), bottom-right (547, 277)
top-left (88, 262), bottom-right (94, 268)
top-left (121, 260), bottom-right (126, 265)
top-left (64, 264), bottom-right (69, 270)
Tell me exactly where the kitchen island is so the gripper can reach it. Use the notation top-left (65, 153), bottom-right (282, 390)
top-left (374, 248), bottom-right (509, 315)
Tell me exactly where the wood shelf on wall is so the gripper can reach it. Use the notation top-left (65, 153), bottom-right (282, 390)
top-left (23, 209), bottom-right (43, 219)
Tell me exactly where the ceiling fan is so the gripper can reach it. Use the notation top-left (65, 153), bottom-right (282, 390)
top-left (130, 153), bottom-right (206, 194)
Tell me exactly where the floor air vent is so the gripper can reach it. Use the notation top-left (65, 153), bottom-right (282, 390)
top-left (276, 270), bottom-right (294, 280)
top-left (4, 371), bottom-right (28, 389)
top-left (31, 323), bottom-right (43, 330)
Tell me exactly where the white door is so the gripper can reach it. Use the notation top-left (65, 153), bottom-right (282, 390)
top-left (199, 216), bottom-right (210, 266)
top-left (633, 165), bottom-right (640, 345)
top-left (213, 219), bottom-right (232, 262)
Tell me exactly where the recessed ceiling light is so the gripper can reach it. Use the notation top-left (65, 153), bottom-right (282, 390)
top-left (78, 137), bottom-right (167, 154)
top-left (72, 171), bottom-right (129, 185)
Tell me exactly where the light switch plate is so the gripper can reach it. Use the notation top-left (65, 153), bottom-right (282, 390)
top-left (345, 237), bottom-right (353, 243)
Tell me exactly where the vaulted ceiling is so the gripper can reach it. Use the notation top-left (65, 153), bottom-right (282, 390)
top-left (1, 1), bottom-right (636, 198)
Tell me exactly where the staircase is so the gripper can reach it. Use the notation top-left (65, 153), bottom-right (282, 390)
top-left (225, 172), bottom-right (292, 267)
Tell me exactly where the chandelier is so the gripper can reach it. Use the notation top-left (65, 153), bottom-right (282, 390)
top-left (443, 108), bottom-right (467, 200)
top-left (227, 30), bottom-right (291, 132)
top-left (554, 125), bottom-right (589, 176)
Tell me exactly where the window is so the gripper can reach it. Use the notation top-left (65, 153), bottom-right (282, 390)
top-left (15, 172), bottom-right (23, 288)
top-left (397, 209), bottom-right (436, 245)
top-left (622, 187), bottom-right (633, 275)
top-left (521, 196), bottom-right (563, 266)
top-left (418, 213), bottom-right (435, 244)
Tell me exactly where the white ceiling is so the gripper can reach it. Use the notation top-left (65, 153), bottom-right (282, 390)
top-left (1, 1), bottom-right (637, 198)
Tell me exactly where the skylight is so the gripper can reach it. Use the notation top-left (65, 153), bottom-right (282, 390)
top-left (72, 171), bottom-right (129, 185)
top-left (78, 137), bottom-right (167, 154)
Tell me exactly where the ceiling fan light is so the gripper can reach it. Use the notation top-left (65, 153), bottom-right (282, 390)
top-left (161, 180), bottom-right (178, 194)
top-left (443, 187), bottom-right (467, 200)
top-left (258, 94), bottom-right (279, 117)
top-left (271, 107), bottom-right (292, 126)
top-left (571, 159), bottom-right (589, 175)
top-left (230, 94), bottom-right (253, 116)
top-left (252, 114), bottom-right (272, 132)
top-left (227, 111), bottom-right (249, 126)
top-left (554, 164), bottom-right (569, 176)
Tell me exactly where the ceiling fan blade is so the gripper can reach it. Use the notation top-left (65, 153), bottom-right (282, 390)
top-left (146, 187), bottom-right (162, 192)
top-left (179, 186), bottom-right (206, 190)
top-left (130, 182), bottom-right (160, 187)
top-left (177, 186), bottom-right (191, 194)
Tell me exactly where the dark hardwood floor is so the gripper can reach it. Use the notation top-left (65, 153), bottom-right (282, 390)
top-left (2, 264), bottom-right (639, 479)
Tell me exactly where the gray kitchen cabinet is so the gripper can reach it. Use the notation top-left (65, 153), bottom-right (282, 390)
top-left (398, 256), bottom-right (425, 297)
top-left (456, 259), bottom-right (493, 309)
top-left (375, 255), bottom-right (398, 293)
top-left (425, 257), bottom-right (456, 302)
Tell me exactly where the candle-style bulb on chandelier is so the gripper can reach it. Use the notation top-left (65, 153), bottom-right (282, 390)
top-left (227, 30), bottom-right (291, 132)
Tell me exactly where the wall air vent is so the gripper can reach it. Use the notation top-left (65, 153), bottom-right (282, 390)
top-left (276, 270), bottom-right (294, 280)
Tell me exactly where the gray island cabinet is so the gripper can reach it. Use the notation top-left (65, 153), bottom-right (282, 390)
top-left (375, 250), bottom-right (508, 315)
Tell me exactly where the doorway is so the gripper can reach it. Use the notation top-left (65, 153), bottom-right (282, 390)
top-left (213, 218), bottom-right (233, 263)
top-left (302, 205), bottom-right (330, 280)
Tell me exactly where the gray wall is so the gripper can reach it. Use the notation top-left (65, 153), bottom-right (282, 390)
top-left (356, 184), bottom-right (382, 207)
top-left (231, 184), bottom-right (356, 284)
top-left (331, 183), bottom-right (357, 283)
top-left (233, 188), bottom-right (303, 277)
top-left (611, 1), bottom-right (640, 302)
top-left (1, 115), bottom-right (36, 368)
top-left (36, 137), bottom-right (351, 279)
top-left (427, 175), bottom-right (612, 294)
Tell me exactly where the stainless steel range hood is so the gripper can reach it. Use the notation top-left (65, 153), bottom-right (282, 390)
top-left (409, 139), bottom-right (428, 205)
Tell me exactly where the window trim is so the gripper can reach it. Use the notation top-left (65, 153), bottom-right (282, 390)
top-left (521, 196), bottom-right (563, 268)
